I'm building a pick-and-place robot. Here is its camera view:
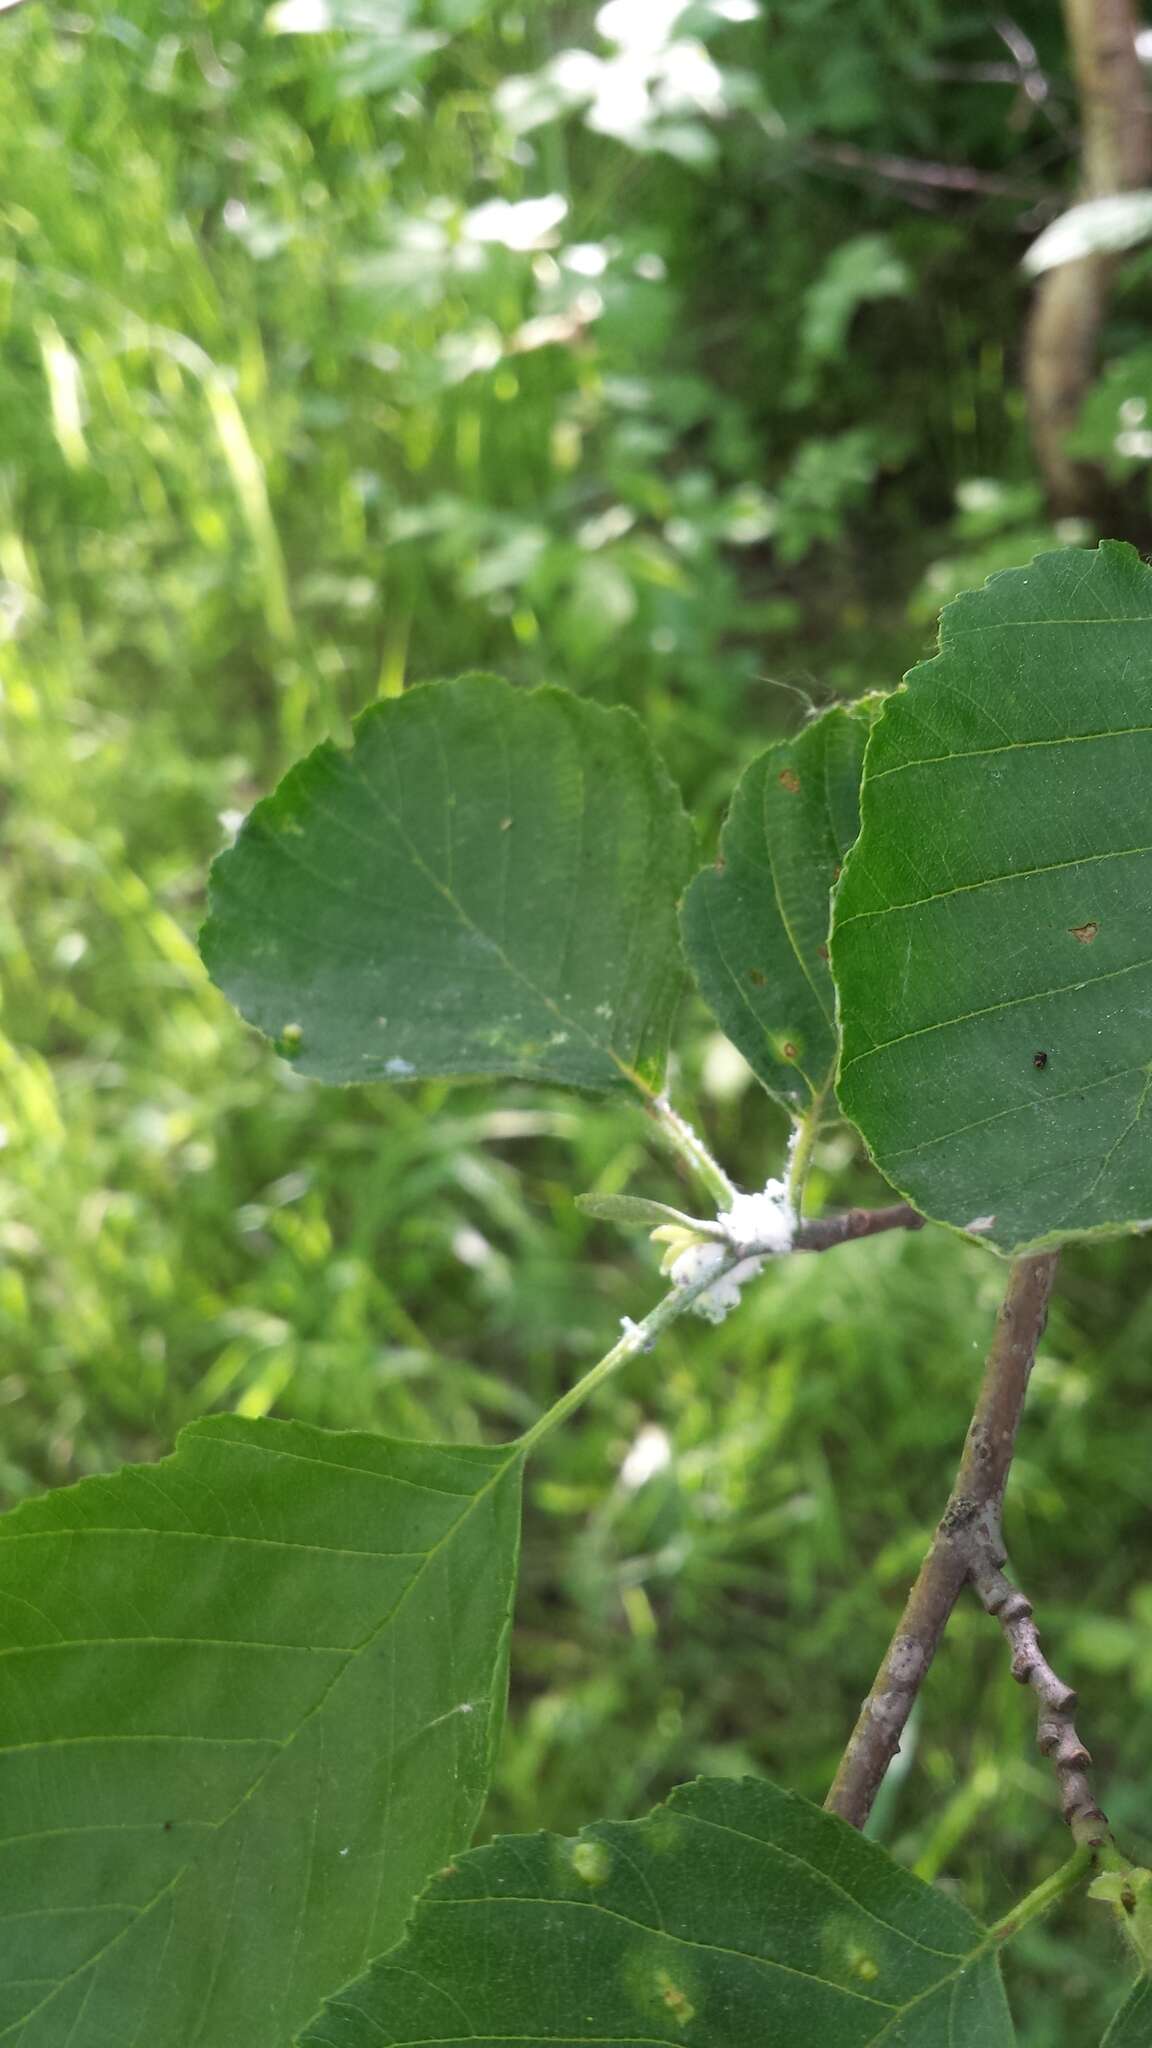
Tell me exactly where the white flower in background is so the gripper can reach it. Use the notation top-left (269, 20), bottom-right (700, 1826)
top-left (463, 196), bottom-right (567, 251)
top-left (619, 1423), bottom-right (672, 1490)
top-left (496, 0), bottom-right (758, 155)
top-left (597, 0), bottom-right (686, 52)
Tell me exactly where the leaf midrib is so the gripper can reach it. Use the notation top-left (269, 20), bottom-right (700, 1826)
top-left (840, 949), bottom-right (1152, 1074)
top-left (348, 716), bottom-right (639, 1083)
top-left (835, 837), bottom-right (1152, 928)
top-left (758, 764), bottom-right (835, 1036)
top-left (423, 1890), bottom-right (895, 2013)
top-left (677, 1807), bottom-right (967, 1963)
top-left (868, 717), bottom-right (1152, 783)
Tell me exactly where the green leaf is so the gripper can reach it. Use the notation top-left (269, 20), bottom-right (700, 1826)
top-left (0, 1415), bottom-right (521, 2048)
top-left (300, 1775), bottom-right (1015, 2046)
top-left (681, 703), bottom-right (875, 1112)
top-left (832, 542), bottom-right (1152, 1255)
top-left (575, 1193), bottom-right (705, 1228)
top-left (201, 674), bottom-right (695, 1094)
top-left (1103, 1978), bottom-right (1152, 2044)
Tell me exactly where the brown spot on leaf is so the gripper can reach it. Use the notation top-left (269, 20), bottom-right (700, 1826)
top-left (816, 943), bottom-right (828, 961)
top-left (778, 768), bottom-right (801, 793)
top-left (747, 967), bottom-right (766, 988)
top-left (782, 1042), bottom-right (798, 1060)
top-left (658, 1977), bottom-right (696, 2026)
top-left (1070, 921), bottom-right (1099, 944)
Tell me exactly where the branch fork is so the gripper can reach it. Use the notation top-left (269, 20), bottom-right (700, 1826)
top-left (825, 1250), bottom-right (1110, 1850)
top-left (613, 1094), bottom-right (1106, 1850)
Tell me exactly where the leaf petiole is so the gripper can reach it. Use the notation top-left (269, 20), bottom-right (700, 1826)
top-left (516, 1254), bottom-right (744, 1456)
top-left (645, 1089), bottom-right (737, 1206)
top-left (785, 1079), bottom-right (832, 1215)
top-left (989, 1843), bottom-right (1094, 1946)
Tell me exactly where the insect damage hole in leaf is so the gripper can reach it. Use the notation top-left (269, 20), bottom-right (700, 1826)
top-left (200, 673), bottom-right (695, 1096)
top-left (832, 541), bottom-right (1152, 1255)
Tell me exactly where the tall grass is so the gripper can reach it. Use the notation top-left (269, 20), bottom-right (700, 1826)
top-left (1, 6), bottom-right (1147, 2039)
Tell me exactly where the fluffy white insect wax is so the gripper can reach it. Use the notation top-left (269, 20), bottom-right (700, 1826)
top-left (667, 1180), bottom-right (794, 1324)
top-left (718, 1179), bottom-right (794, 1256)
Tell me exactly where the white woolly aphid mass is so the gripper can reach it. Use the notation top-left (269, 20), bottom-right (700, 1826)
top-left (668, 1181), bottom-right (795, 1324)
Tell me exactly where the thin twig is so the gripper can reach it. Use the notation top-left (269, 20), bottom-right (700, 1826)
top-left (516, 1253), bottom-right (745, 1455)
top-left (533, 1205), bottom-right (926, 1452)
top-left (994, 14), bottom-right (1061, 118)
top-left (801, 139), bottom-right (1045, 199)
top-left (972, 1555), bottom-right (1109, 1845)
top-left (917, 61), bottom-right (1046, 87)
top-left (988, 1843), bottom-right (1093, 1943)
top-left (825, 1252), bottom-right (1059, 1830)
top-left (792, 1203), bottom-right (924, 1252)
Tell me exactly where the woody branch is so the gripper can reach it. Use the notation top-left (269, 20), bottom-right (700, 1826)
top-left (824, 1251), bottom-right (1107, 1841)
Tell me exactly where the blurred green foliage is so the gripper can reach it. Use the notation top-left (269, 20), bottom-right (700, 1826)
top-left (1, 2), bottom-right (1150, 2040)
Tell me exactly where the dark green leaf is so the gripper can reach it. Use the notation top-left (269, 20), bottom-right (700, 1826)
top-left (681, 703), bottom-right (874, 1112)
top-left (201, 675), bottom-right (695, 1094)
top-left (833, 543), bottom-right (1152, 1254)
top-left (0, 1415), bottom-right (521, 2048)
top-left (300, 1775), bottom-right (1015, 2046)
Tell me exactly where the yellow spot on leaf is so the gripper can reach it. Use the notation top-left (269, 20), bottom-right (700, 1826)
top-left (656, 1971), bottom-right (696, 2026)
top-left (570, 1839), bottom-right (612, 1887)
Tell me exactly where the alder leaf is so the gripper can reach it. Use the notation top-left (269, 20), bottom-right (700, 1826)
top-left (1103, 1977), bottom-right (1152, 2043)
top-left (832, 542), bottom-right (1152, 1255)
top-left (0, 1415), bottom-right (521, 2048)
top-left (681, 702), bottom-right (875, 1113)
top-left (201, 674), bottom-right (695, 1094)
top-left (300, 1775), bottom-right (1015, 2046)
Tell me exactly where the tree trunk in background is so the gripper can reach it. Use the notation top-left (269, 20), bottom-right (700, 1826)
top-left (1026, 0), bottom-right (1152, 514)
